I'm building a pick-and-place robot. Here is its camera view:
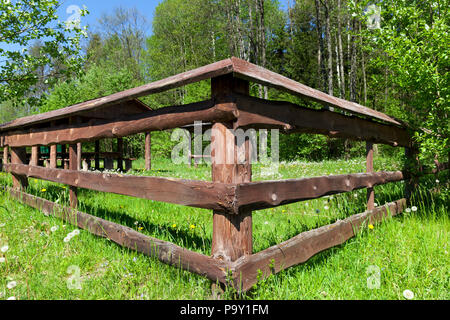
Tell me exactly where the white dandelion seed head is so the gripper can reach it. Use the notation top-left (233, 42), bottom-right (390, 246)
top-left (374, 203), bottom-right (378, 207)
top-left (7, 296), bottom-right (16, 300)
top-left (354, 194), bottom-right (358, 198)
top-left (71, 229), bottom-right (80, 236)
top-left (324, 206), bottom-right (329, 210)
top-left (1, 245), bottom-right (8, 253)
top-left (435, 179), bottom-right (439, 184)
top-left (264, 221), bottom-right (269, 225)
top-left (50, 226), bottom-right (58, 232)
top-left (63, 236), bottom-right (71, 243)
top-left (403, 289), bottom-right (414, 300)
top-left (0, 257), bottom-right (5, 263)
top-left (411, 206), bottom-right (417, 212)
top-left (7, 281), bottom-right (17, 289)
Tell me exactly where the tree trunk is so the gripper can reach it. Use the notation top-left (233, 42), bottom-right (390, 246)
top-left (337, 0), bottom-right (346, 98)
top-left (314, 0), bottom-right (326, 92)
top-left (324, 0), bottom-right (333, 97)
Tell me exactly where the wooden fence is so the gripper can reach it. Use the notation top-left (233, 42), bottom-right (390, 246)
top-left (0, 57), bottom-right (448, 293)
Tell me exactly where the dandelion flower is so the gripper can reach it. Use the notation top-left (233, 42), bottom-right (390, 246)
top-left (172, 224), bottom-right (177, 228)
top-left (7, 281), bottom-right (17, 289)
top-left (0, 257), bottom-right (5, 263)
top-left (324, 206), bottom-right (329, 210)
top-left (405, 208), bottom-right (411, 213)
top-left (436, 179), bottom-right (439, 184)
top-left (138, 226), bottom-right (144, 231)
top-left (41, 188), bottom-right (47, 192)
top-left (7, 296), bottom-right (16, 300)
top-left (264, 221), bottom-right (269, 225)
top-left (1, 245), bottom-right (8, 253)
top-left (190, 224), bottom-right (196, 229)
top-left (368, 224), bottom-right (374, 230)
top-left (411, 206), bottom-right (417, 212)
top-left (50, 226), bottom-right (59, 232)
top-left (403, 289), bottom-right (414, 300)
top-left (71, 229), bottom-right (80, 236)
top-left (64, 236), bottom-right (71, 243)
top-left (282, 210), bottom-right (286, 213)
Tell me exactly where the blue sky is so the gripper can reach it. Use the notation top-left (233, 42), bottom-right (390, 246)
top-left (1, 0), bottom-right (290, 57)
top-left (61, 0), bottom-right (290, 34)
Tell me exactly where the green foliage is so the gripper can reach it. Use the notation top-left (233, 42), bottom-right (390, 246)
top-left (350, 0), bottom-right (450, 163)
top-left (0, 0), bottom-right (88, 106)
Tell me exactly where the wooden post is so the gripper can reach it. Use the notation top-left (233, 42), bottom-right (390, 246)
top-left (104, 158), bottom-right (114, 170)
top-left (69, 118), bottom-right (78, 208)
top-left (77, 143), bottom-right (82, 171)
top-left (3, 146), bottom-right (8, 166)
top-left (366, 142), bottom-right (375, 210)
top-left (404, 147), bottom-right (419, 205)
top-left (117, 138), bottom-right (124, 172)
top-left (30, 146), bottom-right (39, 166)
top-left (49, 121), bottom-right (57, 169)
top-left (95, 140), bottom-right (100, 170)
top-left (50, 145), bottom-right (57, 168)
top-left (145, 133), bottom-right (151, 171)
top-left (10, 147), bottom-right (29, 190)
top-left (211, 75), bottom-right (252, 263)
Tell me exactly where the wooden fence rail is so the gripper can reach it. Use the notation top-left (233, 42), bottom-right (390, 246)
top-left (0, 57), bottom-right (447, 294)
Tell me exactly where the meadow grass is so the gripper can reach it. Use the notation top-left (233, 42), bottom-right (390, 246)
top-left (0, 157), bottom-right (448, 300)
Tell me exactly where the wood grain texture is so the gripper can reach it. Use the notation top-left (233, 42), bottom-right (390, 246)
top-left (0, 58), bottom-right (234, 132)
top-left (233, 94), bottom-right (411, 147)
top-left (10, 147), bottom-right (28, 190)
top-left (6, 188), bottom-right (231, 285)
top-left (234, 171), bottom-right (406, 211)
top-left (230, 57), bottom-right (402, 126)
top-left (232, 198), bottom-right (407, 292)
top-left (145, 133), bottom-right (151, 171)
top-left (366, 142), bottom-right (375, 211)
top-left (211, 75), bottom-right (253, 262)
top-left (3, 163), bottom-right (236, 211)
top-left (2, 99), bottom-right (237, 147)
top-left (0, 57), bottom-right (404, 134)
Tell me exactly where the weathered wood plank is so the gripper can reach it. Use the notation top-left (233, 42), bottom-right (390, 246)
top-left (10, 147), bottom-right (28, 190)
top-left (6, 187), bottom-right (231, 285)
top-left (234, 94), bottom-right (411, 147)
top-left (2, 99), bottom-right (237, 147)
top-left (69, 142), bottom-right (78, 209)
top-left (232, 198), bottom-right (407, 292)
top-left (211, 75), bottom-right (253, 263)
top-left (145, 133), bottom-right (151, 171)
top-left (366, 142), bottom-right (375, 210)
top-left (0, 59), bottom-right (234, 132)
top-left (234, 171), bottom-right (406, 211)
top-left (3, 163), bottom-right (236, 211)
top-left (230, 57), bottom-right (402, 126)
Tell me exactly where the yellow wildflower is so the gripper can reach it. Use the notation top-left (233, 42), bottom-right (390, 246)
top-left (368, 224), bottom-right (374, 230)
top-left (41, 188), bottom-right (47, 192)
top-left (190, 224), bottom-right (196, 230)
top-left (172, 224), bottom-right (177, 228)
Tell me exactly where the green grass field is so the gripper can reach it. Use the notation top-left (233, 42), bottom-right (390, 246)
top-left (0, 157), bottom-right (448, 300)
